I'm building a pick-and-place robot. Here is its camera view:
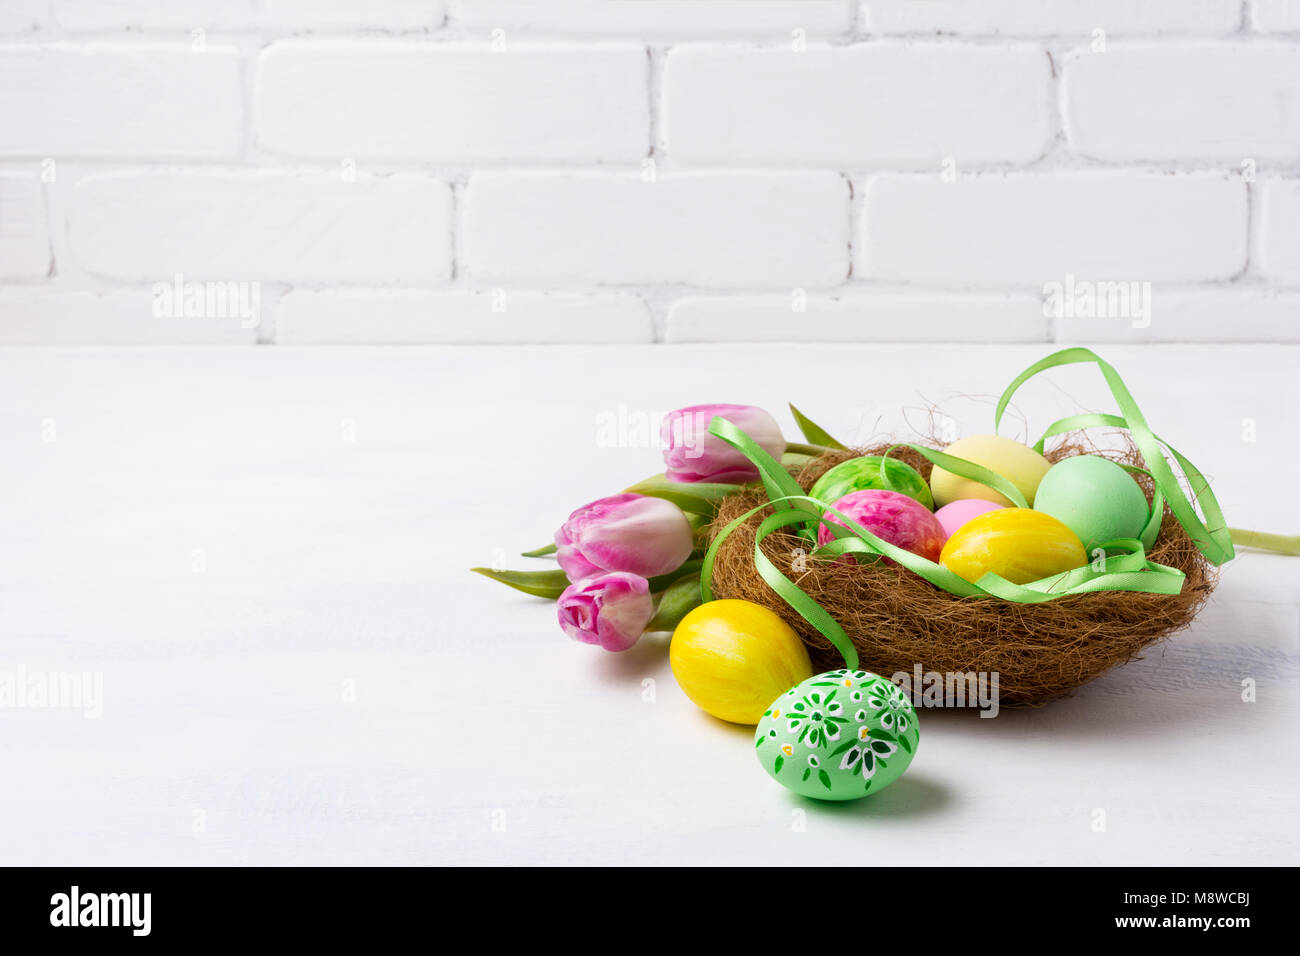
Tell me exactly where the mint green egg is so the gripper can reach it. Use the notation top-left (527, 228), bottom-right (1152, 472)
top-left (755, 669), bottom-right (919, 801)
top-left (1033, 455), bottom-right (1150, 553)
top-left (809, 456), bottom-right (933, 510)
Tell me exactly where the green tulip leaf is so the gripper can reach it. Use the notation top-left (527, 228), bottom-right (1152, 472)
top-left (624, 474), bottom-right (743, 515)
top-left (789, 403), bottom-right (848, 450)
top-left (645, 573), bottom-right (704, 632)
top-left (647, 560), bottom-right (703, 594)
top-left (469, 566), bottom-right (569, 599)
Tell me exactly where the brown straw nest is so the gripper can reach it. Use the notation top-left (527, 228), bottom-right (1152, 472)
top-left (707, 437), bottom-right (1217, 706)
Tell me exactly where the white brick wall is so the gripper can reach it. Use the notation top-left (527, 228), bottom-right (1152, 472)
top-left (70, 172), bottom-right (453, 282)
top-left (277, 290), bottom-right (652, 344)
top-left (462, 171), bottom-right (850, 287)
top-left (1063, 44), bottom-right (1300, 162)
top-left (667, 294), bottom-right (1049, 343)
top-left (1260, 180), bottom-right (1300, 284)
top-left (0, 44), bottom-right (243, 158)
top-left (862, 1), bottom-right (1243, 36)
top-left (1251, 1), bottom-right (1300, 33)
top-left (452, 2), bottom-right (853, 39)
top-left (663, 44), bottom-right (1052, 165)
top-left (858, 173), bottom-right (1248, 285)
top-left (51, 1), bottom-right (445, 32)
top-left (0, 175), bottom-right (50, 280)
top-left (0, 290), bottom-right (258, 344)
top-left (0, 1), bottom-right (1297, 345)
top-left (257, 42), bottom-right (648, 162)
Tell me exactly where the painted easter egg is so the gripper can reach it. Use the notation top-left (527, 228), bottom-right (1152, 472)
top-left (1033, 455), bottom-right (1150, 553)
top-left (809, 455), bottom-right (933, 511)
top-left (929, 434), bottom-right (1053, 508)
top-left (933, 498), bottom-right (1004, 539)
top-left (670, 599), bottom-right (813, 725)
top-left (755, 669), bottom-right (919, 801)
top-left (939, 508), bottom-right (1087, 585)
top-left (817, 489), bottom-right (947, 563)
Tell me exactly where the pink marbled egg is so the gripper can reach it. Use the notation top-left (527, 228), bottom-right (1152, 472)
top-left (817, 489), bottom-right (947, 563)
top-left (933, 498), bottom-right (1005, 539)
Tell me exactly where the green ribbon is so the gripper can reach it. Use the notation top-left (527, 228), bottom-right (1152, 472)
top-left (880, 442), bottom-right (1028, 509)
top-left (701, 348), bottom-right (1246, 666)
top-left (996, 347), bottom-right (1234, 566)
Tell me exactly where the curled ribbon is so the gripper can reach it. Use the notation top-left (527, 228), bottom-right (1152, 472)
top-left (701, 348), bottom-right (1240, 662)
top-left (995, 347), bottom-right (1233, 566)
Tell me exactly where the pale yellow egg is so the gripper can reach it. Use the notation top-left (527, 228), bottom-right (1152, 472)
top-left (930, 434), bottom-right (1053, 508)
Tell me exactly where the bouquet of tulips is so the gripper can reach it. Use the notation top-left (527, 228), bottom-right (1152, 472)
top-left (472, 403), bottom-right (827, 652)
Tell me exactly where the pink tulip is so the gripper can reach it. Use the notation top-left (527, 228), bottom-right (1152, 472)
top-left (557, 572), bottom-right (654, 652)
top-left (660, 404), bottom-right (785, 483)
top-left (554, 493), bottom-right (695, 581)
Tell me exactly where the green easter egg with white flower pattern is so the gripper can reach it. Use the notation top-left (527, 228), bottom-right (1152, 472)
top-left (755, 669), bottom-right (919, 801)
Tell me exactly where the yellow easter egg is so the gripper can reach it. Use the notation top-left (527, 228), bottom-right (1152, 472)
top-left (670, 599), bottom-right (813, 725)
top-left (930, 434), bottom-right (1053, 508)
top-left (940, 508), bottom-right (1087, 585)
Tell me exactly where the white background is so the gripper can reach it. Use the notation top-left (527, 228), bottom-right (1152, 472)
top-left (0, 0), bottom-right (1298, 344)
top-left (0, 3), bottom-right (1297, 866)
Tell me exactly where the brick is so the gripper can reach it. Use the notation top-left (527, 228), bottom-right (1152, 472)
top-left (54, 1), bottom-right (259, 31)
top-left (859, 174), bottom-right (1247, 285)
top-left (1055, 289), bottom-right (1300, 342)
top-left (258, 1), bottom-right (443, 30)
top-left (52, 1), bottom-right (443, 31)
top-left (0, 175), bottom-right (50, 279)
top-left (69, 172), bottom-right (452, 283)
top-left (277, 290), bottom-right (652, 344)
top-left (0, 290), bottom-right (259, 344)
top-left (257, 42), bottom-right (647, 162)
top-left (666, 294), bottom-right (1048, 342)
top-left (1065, 44), bottom-right (1300, 162)
top-left (1259, 179), bottom-right (1300, 283)
top-left (0, 2), bottom-right (52, 33)
top-left (863, 0), bottom-right (1241, 35)
top-left (1252, 1), bottom-right (1300, 32)
top-left (462, 172), bottom-right (850, 288)
top-left (451, 2), bottom-right (853, 38)
top-left (0, 43), bottom-right (242, 158)
top-left (664, 44), bottom-right (1051, 166)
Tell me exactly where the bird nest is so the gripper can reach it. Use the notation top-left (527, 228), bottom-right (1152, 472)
top-left (706, 439), bottom-right (1217, 707)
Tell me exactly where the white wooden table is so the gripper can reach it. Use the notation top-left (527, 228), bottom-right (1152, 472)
top-left (1, 344), bottom-right (1296, 865)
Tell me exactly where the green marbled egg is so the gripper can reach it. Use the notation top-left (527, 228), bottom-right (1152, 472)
top-left (755, 669), bottom-right (919, 801)
top-left (809, 456), bottom-right (933, 511)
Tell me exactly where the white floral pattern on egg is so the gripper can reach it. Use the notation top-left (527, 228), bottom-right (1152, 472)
top-left (754, 669), bottom-right (919, 801)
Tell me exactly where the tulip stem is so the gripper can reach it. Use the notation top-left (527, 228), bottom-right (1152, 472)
top-left (784, 441), bottom-right (838, 457)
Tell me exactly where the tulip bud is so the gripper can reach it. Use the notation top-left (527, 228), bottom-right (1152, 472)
top-left (554, 493), bottom-right (695, 581)
top-left (557, 572), bottom-right (654, 652)
top-left (660, 404), bottom-right (785, 483)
